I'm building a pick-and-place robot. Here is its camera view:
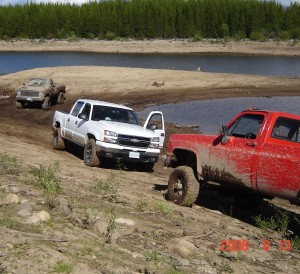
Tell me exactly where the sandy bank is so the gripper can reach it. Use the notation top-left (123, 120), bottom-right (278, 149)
top-left (1, 66), bottom-right (299, 111)
top-left (0, 39), bottom-right (300, 56)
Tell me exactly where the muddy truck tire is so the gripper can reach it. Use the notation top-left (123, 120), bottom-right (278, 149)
top-left (168, 166), bottom-right (199, 206)
top-left (53, 128), bottom-right (65, 150)
top-left (42, 97), bottom-right (51, 110)
top-left (84, 138), bottom-right (100, 167)
top-left (57, 92), bottom-right (65, 104)
top-left (16, 100), bottom-right (24, 109)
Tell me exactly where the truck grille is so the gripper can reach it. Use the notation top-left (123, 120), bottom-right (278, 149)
top-left (20, 90), bottom-right (40, 97)
top-left (118, 134), bottom-right (151, 148)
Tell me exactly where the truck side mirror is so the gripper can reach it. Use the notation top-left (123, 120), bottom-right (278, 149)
top-left (220, 125), bottom-right (230, 144)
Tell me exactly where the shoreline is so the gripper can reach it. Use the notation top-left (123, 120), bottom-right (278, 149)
top-left (1, 39), bottom-right (300, 56)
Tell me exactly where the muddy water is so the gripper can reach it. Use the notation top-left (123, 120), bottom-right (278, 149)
top-left (139, 96), bottom-right (300, 134)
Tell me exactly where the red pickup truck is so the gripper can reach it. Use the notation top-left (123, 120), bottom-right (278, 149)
top-left (165, 109), bottom-right (300, 208)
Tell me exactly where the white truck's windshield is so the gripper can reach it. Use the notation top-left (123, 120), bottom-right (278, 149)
top-left (91, 105), bottom-right (140, 125)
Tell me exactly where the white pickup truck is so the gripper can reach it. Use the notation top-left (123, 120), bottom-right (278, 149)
top-left (52, 99), bottom-right (165, 171)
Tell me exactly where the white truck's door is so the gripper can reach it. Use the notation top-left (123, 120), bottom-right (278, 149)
top-left (72, 103), bottom-right (92, 145)
top-left (144, 111), bottom-right (165, 148)
top-left (65, 101), bottom-right (85, 142)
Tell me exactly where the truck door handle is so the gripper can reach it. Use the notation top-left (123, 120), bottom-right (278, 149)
top-left (246, 142), bottom-right (257, 147)
top-left (75, 121), bottom-right (78, 125)
top-left (161, 133), bottom-right (165, 137)
top-left (67, 118), bottom-right (70, 122)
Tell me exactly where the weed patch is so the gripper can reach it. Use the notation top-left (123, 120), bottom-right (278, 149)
top-left (0, 153), bottom-right (23, 175)
top-left (154, 201), bottom-right (172, 216)
top-left (28, 162), bottom-right (61, 207)
top-left (0, 217), bottom-right (42, 233)
top-left (93, 172), bottom-right (120, 198)
top-left (104, 207), bottom-right (117, 244)
top-left (254, 209), bottom-right (289, 237)
top-left (53, 262), bottom-right (73, 273)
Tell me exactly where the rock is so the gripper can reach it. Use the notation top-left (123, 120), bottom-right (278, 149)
top-left (25, 210), bottom-right (50, 224)
top-left (26, 214), bottom-right (41, 224)
top-left (10, 186), bottom-right (21, 194)
top-left (36, 210), bottom-right (51, 222)
top-left (115, 217), bottom-right (135, 226)
top-left (18, 201), bottom-right (32, 212)
top-left (17, 209), bottom-right (32, 218)
top-left (5, 193), bottom-right (20, 204)
top-left (197, 265), bottom-right (218, 274)
top-left (93, 220), bottom-right (107, 235)
top-left (168, 238), bottom-right (198, 258)
top-left (175, 258), bottom-right (190, 266)
top-left (57, 198), bottom-right (72, 216)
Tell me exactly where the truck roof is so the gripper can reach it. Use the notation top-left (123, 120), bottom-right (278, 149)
top-left (241, 108), bottom-right (300, 120)
top-left (77, 99), bottom-right (133, 111)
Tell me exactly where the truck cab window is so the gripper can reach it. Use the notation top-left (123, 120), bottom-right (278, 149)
top-left (271, 117), bottom-right (300, 143)
top-left (227, 114), bottom-right (264, 140)
top-left (71, 101), bottom-right (84, 117)
top-left (80, 103), bottom-right (91, 119)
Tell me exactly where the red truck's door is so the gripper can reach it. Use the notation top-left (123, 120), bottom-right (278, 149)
top-left (256, 115), bottom-right (300, 200)
top-left (208, 112), bottom-right (267, 189)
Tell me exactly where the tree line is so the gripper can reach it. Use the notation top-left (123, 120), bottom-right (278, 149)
top-left (0, 0), bottom-right (299, 41)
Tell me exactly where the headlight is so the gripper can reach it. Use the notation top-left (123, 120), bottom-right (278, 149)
top-left (39, 92), bottom-right (45, 98)
top-left (103, 130), bottom-right (118, 143)
top-left (151, 137), bottom-right (160, 143)
top-left (16, 91), bottom-right (21, 97)
top-left (104, 130), bottom-right (118, 137)
top-left (103, 137), bottom-right (118, 144)
top-left (149, 143), bottom-right (159, 149)
top-left (149, 137), bottom-right (160, 149)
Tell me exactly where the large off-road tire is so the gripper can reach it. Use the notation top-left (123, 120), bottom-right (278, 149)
top-left (168, 166), bottom-right (199, 206)
top-left (57, 92), bottom-right (65, 104)
top-left (42, 97), bottom-right (51, 110)
top-left (52, 128), bottom-right (65, 150)
top-left (84, 138), bottom-right (100, 167)
top-left (16, 100), bottom-right (24, 109)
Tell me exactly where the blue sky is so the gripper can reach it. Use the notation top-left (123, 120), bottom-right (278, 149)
top-left (0, 0), bottom-right (299, 5)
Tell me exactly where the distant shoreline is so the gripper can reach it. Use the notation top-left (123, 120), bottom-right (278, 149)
top-left (0, 39), bottom-right (299, 56)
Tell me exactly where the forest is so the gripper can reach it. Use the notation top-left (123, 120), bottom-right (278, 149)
top-left (0, 0), bottom-right (299, 41)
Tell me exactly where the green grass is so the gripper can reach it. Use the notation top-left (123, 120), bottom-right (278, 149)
top-left (253, 209), bottom-right (289, 237)
top-left (93, 172), bottom-right (120, 198)
top-left (154, 201), bottom-right (172, 216)
top-left (0, 217), bottom-right (42, 234)
top-left (0, 153), bottom-right (23, 175)
top-left (28, 161), bottom-right (61, 196)
top-left (53, 262), bottom-right (73, 273)
top-left (104, 207), bottom-right (117, 244)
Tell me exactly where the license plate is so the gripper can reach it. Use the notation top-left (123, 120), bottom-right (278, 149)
top-left (129, 152), bottom-right (140, 159)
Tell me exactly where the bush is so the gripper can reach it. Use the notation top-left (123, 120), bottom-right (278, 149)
top-left (249, 31), bottom-right (266, 41)
top-left (105, 31), bottom-right (116, 40)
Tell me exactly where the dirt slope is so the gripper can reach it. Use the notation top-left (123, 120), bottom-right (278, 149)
top-left (0, 67), bottom-right (300, 273)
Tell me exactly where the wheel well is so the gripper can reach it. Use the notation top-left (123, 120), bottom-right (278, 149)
top-left (87, 133), bottom-right (95, 140)
top-left (173, 149), bottom-right (198, 173)
top-left (54, 121), bottom-right (61, 128)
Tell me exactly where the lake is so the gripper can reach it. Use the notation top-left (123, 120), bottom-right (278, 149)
top-left (138, 96), bottom-right (300, 134)
top-left (0, 52), bottom-right (299, 77)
